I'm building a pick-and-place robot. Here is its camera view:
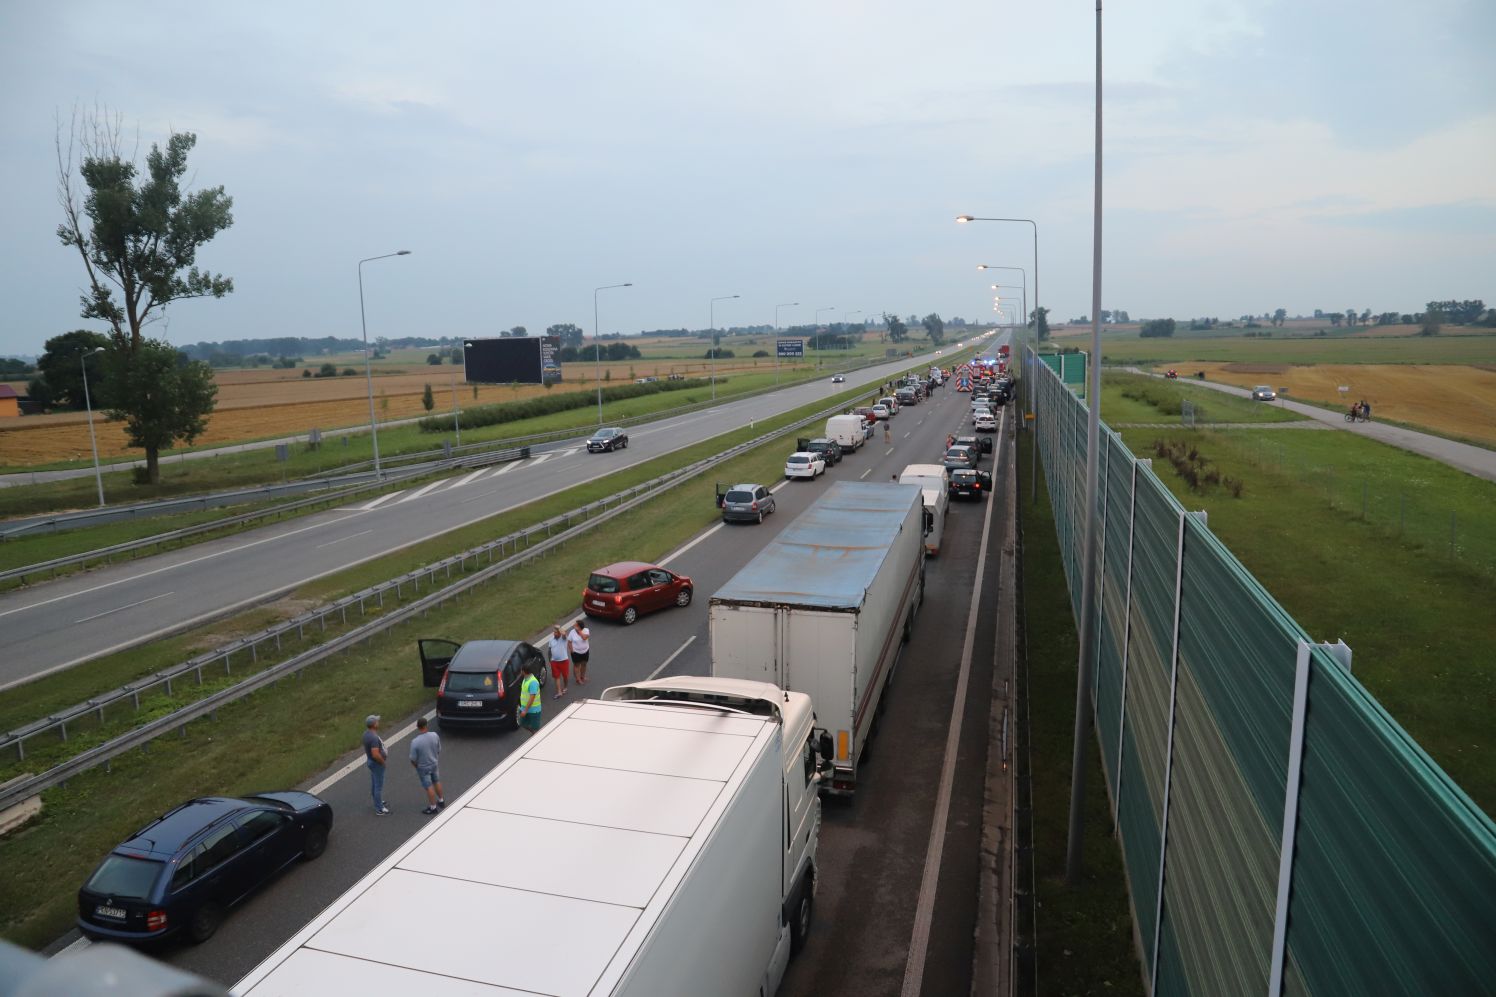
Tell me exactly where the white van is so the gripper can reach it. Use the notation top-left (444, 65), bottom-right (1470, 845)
top-left (825, 413), bottom-right (867, 452)
top-left (898, 463), bottom-right (949, 557)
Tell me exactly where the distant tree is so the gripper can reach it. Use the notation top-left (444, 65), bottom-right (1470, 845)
top-left (341, 368), bottom-right (357, 376)
top-left (317, 362), bottom-right (337, 377)
top-left (921, 313), bottom-right (945, 345)
top-left (704, 348), bottom-right (735, 359)
top-left (498, 329), bottom-right (512, 338)
top-left (1139, 318), bottom-right (1176, 338)
top-left (1100, 309), bottom-right (1112, 323)
top-left (37, 329), bottom-right (111, 409)
top-left (511, 326), bottom-right (528, 337)
top-left (302, 368), bottom-right (312, 378)
top-left (98, 338), bottom-right (217, 473)
top-left (1420, 308), bottom-right (1443, 336)
top-left (1028, 306), bottom-right (1051, 340)
top-left (547, 323), bottom-right (584, 348)
top-left (1345, 307), bottom-right (1358, 327)
top-left (1273, 308), bottom-right (1287, 327)
top-left (422, 383), bottom-right (435, 411)
top-left (752, 349), bottom-right (770, 358)
top-left (882, 312), bottom-right (909, 343)
top-left (1313, 309), bottom-right (1324, 319)
top-left (426, 353), bottom-right (442, 365)
top-left (56, 109), bottom-right (233, 482)
top-left (1425, 299), bottom-right (1486, 325)
top-left (26, 376), bottom-right (54, 408)
top-left (1328, 313), bottom-right (1344, 327)
top-left (1114, 310), bottom-right (1130, 323)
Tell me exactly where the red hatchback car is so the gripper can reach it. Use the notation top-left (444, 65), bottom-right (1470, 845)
top-left (583, 561), bottom-right (694, 625)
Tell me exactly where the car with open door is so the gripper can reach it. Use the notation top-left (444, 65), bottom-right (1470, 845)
top-left (947, 468), bottom-right (993, 501)
top-left (582, 561), bottom-right (694, 624)
top-left (418, 639), bottom-right (549, 729)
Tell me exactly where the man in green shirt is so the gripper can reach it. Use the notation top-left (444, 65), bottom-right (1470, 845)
top-left (517, 661), bottom-right (542, 735)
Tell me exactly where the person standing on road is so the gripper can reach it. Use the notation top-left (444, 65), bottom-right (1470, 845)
top-left (408, 717), bottom-right (445, 814)
top-left (568, 620), bottom-right (592, 686)
top-left (517, 661), bottom-right (543, 735)
top-left (363, 715), bottom-right (390, 815)
top-left (547, 625), bottom-right (571, 698)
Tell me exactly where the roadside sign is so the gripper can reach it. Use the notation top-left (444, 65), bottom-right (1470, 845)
top-left (776, 338), bottom-right (805, 358)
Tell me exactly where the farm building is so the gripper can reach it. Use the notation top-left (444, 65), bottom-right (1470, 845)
top-left (0, 384), bottom-right (20, 418)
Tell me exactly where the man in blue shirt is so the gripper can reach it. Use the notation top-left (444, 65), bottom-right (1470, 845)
top-left (409, 716), bottom-right (445, 815)
top-left (362, 715), bottom-right (389, 815)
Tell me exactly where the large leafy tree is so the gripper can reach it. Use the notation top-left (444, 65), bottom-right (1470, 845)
top-left (56, 109), bottom-right (233, 482)
top-left (547, 323), bottom-right (584, 348)
top-left (882, 312), bottom-right (908, 343)
top-left (1028, 306), bottom-right (1051, 340)
top-left (921, 313), bottom-right (945, 346)
top-left (37, 329), bottom-right (110, 409)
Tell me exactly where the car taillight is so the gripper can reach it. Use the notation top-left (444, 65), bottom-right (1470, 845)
top-left (437, 672), bottom-right (448, 695)
top-left (495, 669), bottom-right (505, 698)
top-left (750, 501), bottom-right (758, 511)
top-left (147, 910), bottom-right (167, 932)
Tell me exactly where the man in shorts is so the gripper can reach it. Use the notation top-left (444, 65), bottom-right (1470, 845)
top-left (568, 620), bottom-right (592, 686)
top-left (517, 661), bottom-right (542, 735)
top-left (547, 625), bottom-right (571, 697)
top-left (408, 716), bottom-right (445, 815)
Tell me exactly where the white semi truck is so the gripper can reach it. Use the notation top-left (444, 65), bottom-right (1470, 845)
top-left (234, 677), bottom-right (828, 997)
top-left (710, 481), bottom-right (925, 795)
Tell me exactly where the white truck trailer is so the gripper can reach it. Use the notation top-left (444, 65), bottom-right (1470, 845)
top-left (234, 677), bottom-right (827, 997)
top-left (898, 462), bottom-right (949, 557)
top-left (710, 481), bottom-right (925, 795)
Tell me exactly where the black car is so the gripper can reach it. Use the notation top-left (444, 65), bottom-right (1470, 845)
top-left (948, 468), bottom-right (993, 500)
top-left (78, 793), bottom-right (333, 945)
top-left (586, 427), bottom-right (629, 452)
top-left (419, 638), bottom-right (549, 729)
top-left (803, 437), bottom-right (844, 466)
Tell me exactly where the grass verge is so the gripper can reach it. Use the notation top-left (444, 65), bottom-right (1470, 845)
top-left (1100, 372), bottom-right (1302, 425)
top-left (1019, 431), bottom-right (1146, 995)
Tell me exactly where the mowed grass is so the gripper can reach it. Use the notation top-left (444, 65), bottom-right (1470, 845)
top-left (1116, 425), bottom-right (1496, 815)
top-left (1100, 372), bottom-right (1304, 425)
top-left (1061, 330), bottom-right (1496, 366)
top-left (0, 371), bottom-right (909, 949)
top-left (1020, 430), bottom-right (1146, 996)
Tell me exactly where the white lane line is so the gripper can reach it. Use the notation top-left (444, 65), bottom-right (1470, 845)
top-left (447, 469), bottom-right (487, 489)
top-left (75, 591), bottom-right (173, 625)
top-left (396, 479), bottom-right (449, 504)
top-left (357, 491), bottom-right (404, 511)
top-left (901, 410), bottom-right (1003, 996)
top-left (768, 480), bottom-right (793, 494)
top-left (661, 522), bottom-right (725, 565)
top-left (0, 514), bottom-right (361, 622)
top-left (526, 452), bottom-right (556, 466)
top-left (859, 469), bottom-right (871, 480)
top-left (55, 936), bottom-right (91, 957)
top-left (486, 462), bottom-right (518, 478)
top-left (553, 447), bottom-right (580, 458)
top-left (316, 529), bottom-right (373, 550)
top-left (646, 635), bottom-right (698, 682)
top-left (885, 446), bottom-right (895, 456)
top-left (309, 711), bottom-right (433, 798)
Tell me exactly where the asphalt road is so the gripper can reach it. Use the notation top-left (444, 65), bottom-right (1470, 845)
top-left (0, 349), bottom-right (984, 690)
top-left (50, 361), bottom-right (1005, 994)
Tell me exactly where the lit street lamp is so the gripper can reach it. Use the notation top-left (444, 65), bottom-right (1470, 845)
top-left (81, 346), bottom-right (106, 507)
top-left (358, 250), bottom-right (412, 479)
top-left (594, 283), bottom-right (633, 424)
top-left (710, 294), bottom-right (740, 400)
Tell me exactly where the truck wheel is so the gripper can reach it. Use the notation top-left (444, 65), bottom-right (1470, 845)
top-left (790, 873), bottom-right (815, 956)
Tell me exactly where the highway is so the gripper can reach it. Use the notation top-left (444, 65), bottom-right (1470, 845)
top-left (0, 349), bottom-right (980, 690)
top-left (48, 358), bottom-right (1010, 995)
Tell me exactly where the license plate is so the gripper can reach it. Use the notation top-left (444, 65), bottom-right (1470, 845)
top-left (589, 599), bottom-right (605, 607)
top-left (458, 700), bottom-right (483, 708)
top-left (95, 905), bottom-right (126, 919)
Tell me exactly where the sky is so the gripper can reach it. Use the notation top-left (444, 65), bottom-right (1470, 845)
top-left (1, 0), bottom-right (1493, 357)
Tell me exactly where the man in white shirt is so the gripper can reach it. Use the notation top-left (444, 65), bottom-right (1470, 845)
top-left (568, 621), bottom-right (592, 685)
top-left (547, 625), bottom-right (571, 697)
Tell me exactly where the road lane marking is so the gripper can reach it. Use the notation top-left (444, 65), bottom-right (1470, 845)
top-left (308, 711), bottom-right (432, 798)
top-left (902, 409), bottom-right (1004, 996)
top-left (885, 446), bottom-right (895, 455)
top-left (904, 431), bottom-right (911, 439)
top-left (646, 635), bottom-right (698, 682)
top-left (357, 491), bottom-right (404, 511)
top-left (0, 514), bottom-right (362, 622)
top-left (526, 452), bottom-right (556, 466)
top-left (396, 479), bottom-right (449, 504)
top-left (859, 469), bottom-right (871, 479)
top-left (316, 529), bottom-right (374, 550)
top-left (661, 522), bottom-right (725, 565)
top-left (486, 462), bottom-right (518, 478)
top-left (447, 469), bottom-right (487, 489)
top-left (75, 591), bottom-right (173, 624)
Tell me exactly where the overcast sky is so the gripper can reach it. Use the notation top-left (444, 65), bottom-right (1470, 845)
top-left (2, 0), bottom-right (1493, 357)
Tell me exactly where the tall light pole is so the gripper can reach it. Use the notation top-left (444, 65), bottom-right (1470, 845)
top-left (710, 294), bottom-right (739, 400)
top-left (774, 302), bottom-right (799, 384)
top-left (358, 250), bottom-right (411, 479)
top-left (815, 307), bottom-right (835, 369)
top-left (80, 346), bottom-right (106, 507)
top-left (979, 264), bottom-right (1027, 331)
top-left (594, 282), bottom-right (633, 424)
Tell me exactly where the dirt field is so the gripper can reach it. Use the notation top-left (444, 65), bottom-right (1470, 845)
top-left (0, 357), bottom-right (776, 465)
top-left (1171, 362), bottom-right (1496, 447)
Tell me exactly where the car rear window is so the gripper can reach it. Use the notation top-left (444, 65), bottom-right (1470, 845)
top-left (86, 855), bottom-right (165, 899)
top-left (787, 455), bottom-right (808, 464)
top-left (724, 490), bottom-right (754, 503)
top-left (446, 671), bottom-right (497, 693)
top-left (587, 573), bottom-right (620, 594)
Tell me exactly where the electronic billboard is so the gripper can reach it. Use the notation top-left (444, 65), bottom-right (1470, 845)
top-left (463, 336), bottom-right (562, 384)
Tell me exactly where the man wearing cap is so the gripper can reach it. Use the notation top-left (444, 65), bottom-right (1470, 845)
top-left (363, 715), bottom-right (390, 815)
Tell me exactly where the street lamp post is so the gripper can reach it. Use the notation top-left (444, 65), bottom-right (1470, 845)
top-left (594, 283), bottom-right (633, 424)
top-left (358, 250), bottom-right (411, 479)
top-left (979, 265), bottom-right (1027, 333)
top-left (81, 346), bottom-right (106, 507)
top-left (815, 307), bottom-right (835, 369)
top-left (774, 302), bottom-right (799, 384)
top-left (710, 294), bottom-right (740, 400)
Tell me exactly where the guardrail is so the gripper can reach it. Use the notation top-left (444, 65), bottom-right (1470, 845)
top-left (0, 386), bottom-right (895, 811)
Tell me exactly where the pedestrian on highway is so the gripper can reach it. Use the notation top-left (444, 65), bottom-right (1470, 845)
top-left (409, 717), bottom-right (445, 815)
top-left (547, 625), bottom-right (571, 698)
top-left (363, 715), bottom-right (390, 815)
top-left (568, 620), bottom-right (592, 685)
top-left (517, 661), bottom-right (543, 736)
top-left (883, 421), bottom-right (892, 444)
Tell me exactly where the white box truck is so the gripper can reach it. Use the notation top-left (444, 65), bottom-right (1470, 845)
top-left (234, 677), bottom-right (828, 997)
top-left (710, 481), bottom-right (925, 795)
top-left (824, 412), bottom-right (867, 452)
top-left (898, 463), bottom-right (949, 556)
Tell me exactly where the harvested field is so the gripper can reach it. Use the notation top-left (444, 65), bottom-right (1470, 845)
top-left (1171, 362), bottom-right (1496, 447)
